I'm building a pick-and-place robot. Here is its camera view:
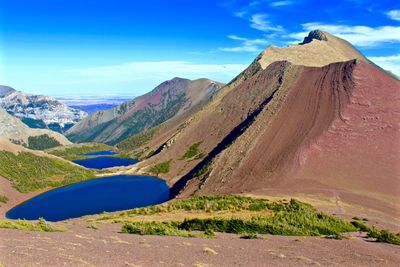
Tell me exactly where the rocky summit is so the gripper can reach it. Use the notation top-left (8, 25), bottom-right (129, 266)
top-left (0, 86), bottom-right (87, 133)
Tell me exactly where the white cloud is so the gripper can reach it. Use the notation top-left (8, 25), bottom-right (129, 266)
top-left (270, 1), bottom-right (293, 7)
top-left (250, 14), bottom-right (283, 32)
top-left (219, 35), bottom-right (269, 52)
top-left (66, 61), bottom-right (248, 83)
top-left (386, 10), bottom-right (400, 21)
top-left (368, 54), bottom-right (400, 76)
top-left (288, 23), bottom-right (400, 47)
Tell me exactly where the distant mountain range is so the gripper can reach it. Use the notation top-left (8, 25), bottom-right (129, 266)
top-left (67, 78), bottom-right (223, 145)
top-left (0, 85), bottom-right (87, 133)
top-left (0, 106), bottom-right (71, 148)
top-left (58, 96), bottom-right (133, 115)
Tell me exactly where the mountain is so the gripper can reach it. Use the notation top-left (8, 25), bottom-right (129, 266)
top-left (126, 30), bottom-right (399, 221)
top-left (0, 85), bottom-right (87, 133)
top-left (0, 107), bottom-right (71, 148)
top-left (67, 78), bottom-right (223, 145)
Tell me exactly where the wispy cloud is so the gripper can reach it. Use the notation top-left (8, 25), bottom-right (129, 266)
top-left (250, 14), bottom-right (284, 32)
top-left (66, 61), bottom-right (247, 83)
top-left (368, 54), bottom-right (400, 76)
top-left (386, 10), bottom-right (400, 21)
top-left (219, 35), bottom-right (269, 52)
top-left (270, 1), bottom-right (294, 7)
top-left (288, 23), bottom-right (400, 47)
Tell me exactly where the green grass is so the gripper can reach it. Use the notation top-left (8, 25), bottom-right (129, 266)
top-left (351, 221), bottom-right (400, 245)
top-left (122, 221), bottom-right (194, 237)
top-left (95, 195), bottom-right (273, 221)
top-left (0, 195), bottom-right (8, 204)
top-left (123, 195), bottom-right (271, 216)
top-left (27, 134), bottom-right (61, 150)
top-left (117, 127), bottom-right (159, 153)
top-left (181, 141), bottom-right (203, 159)
top-left (46, 143), bottom-right (113, 160)
top-left (0, 218), bottom-right (67, 232)
top-left (116, 196), bottom-right (356, 238)
top-left (0, 151), bottom-right (94, 193)
top-left (149, 160), bottom-right (171, 175)
top-left (178, 199), bottom-right (355, 237)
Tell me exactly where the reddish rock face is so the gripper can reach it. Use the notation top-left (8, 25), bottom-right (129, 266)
top-left (139, 59), bottom-right (399, 222)
top-left (190, 60), bottom-right (400, 219)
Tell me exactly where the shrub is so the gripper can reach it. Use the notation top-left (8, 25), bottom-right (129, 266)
top-left (27, 134), bottom-right (61, 150)
top-left (149, 160), bottom-right (171, 175)
top-left (181, 141), bottom-right (203, 159)
top-left (0, 195), bottom-right (8, 204)
top-left (122, 221), bottom-right (193, 237)
top-left (0, 218), bottom-right (67, 232)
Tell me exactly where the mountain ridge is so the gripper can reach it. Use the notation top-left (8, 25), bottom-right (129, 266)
top-left (67, 77), bottom-right (223, 145)
top-left (0, 86), bottom-right (87, 133)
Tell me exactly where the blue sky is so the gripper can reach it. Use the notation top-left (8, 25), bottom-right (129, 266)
top-left (0, 0), bottom-right (399, 97)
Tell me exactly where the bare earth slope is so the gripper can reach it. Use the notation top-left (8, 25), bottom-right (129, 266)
top-left (0, 107), bottom-right (71, 146)
top-left (67, 78), bottom-right (223, 144)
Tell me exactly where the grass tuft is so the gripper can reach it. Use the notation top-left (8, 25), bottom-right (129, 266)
top-left (0, 218), bottom-right (67, 232)
top-left (0, 195), bottom-right (8, 204)
top-left (181, 141), bottom-right (203, 160)
top-left (149, 160), bottom-right (171, 175)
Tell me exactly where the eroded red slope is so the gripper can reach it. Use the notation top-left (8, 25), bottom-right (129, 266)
top-left (193, 60), bottom-right (400, 218)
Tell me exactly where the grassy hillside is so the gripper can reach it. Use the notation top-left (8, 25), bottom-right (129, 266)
top-left (0, 151), bottom-right (94, 193)
top-left (116, 126), bottom-right (159, 159)
top-left (46, 143), bottom-right (113, 160)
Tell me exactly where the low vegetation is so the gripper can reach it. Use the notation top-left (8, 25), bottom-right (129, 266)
top-left (0, 151), bottom-right (94, 192)
top-left (149, 160), bottom-right (171, 175)
top-left (181, 141), bottom-right (203, 160)
top-left (93, 195), bottom-right (356, 238)
top-left (0, 195), bottom-right (8, 204)
top-left (0, 218), bottom-right (67, 232)
top-left (351, 220), bottom-right (400, 245)
top-left (117, 127), bottom-right (159, 153)
top-left (27, 134), bottom-right (61, 150)
top-left (46, 143), bottom-right (113, 160)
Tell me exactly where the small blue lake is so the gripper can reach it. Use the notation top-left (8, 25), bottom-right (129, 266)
top-left (73, 156), bottom-right (138, 169)
top-left (6, 175), bottom-right (170, 221)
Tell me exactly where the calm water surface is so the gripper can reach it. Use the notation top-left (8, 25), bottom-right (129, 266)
top-left (6, 175), bottom-right (170, 221)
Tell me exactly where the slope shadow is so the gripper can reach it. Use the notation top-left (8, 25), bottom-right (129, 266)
top-left (169, 74), bottom-right (284, 198)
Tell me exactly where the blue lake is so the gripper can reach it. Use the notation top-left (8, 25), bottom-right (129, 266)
top-left (6, 175), bottom-right (170, 221)
top-left (83, 150), bottom-right (117, 156)
top-left (73, 156), bottom-right (138, 169)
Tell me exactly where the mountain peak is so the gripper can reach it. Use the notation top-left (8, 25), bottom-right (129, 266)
top-left (299, 29), bottom-right (328, 45)
top-left (0, 85), bottom-right (16, 98)
top-left (254, 30), bottom-right (366, 70)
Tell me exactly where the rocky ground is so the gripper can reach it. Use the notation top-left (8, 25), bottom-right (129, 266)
top-left (1, 221), bottom-right (400, 267)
